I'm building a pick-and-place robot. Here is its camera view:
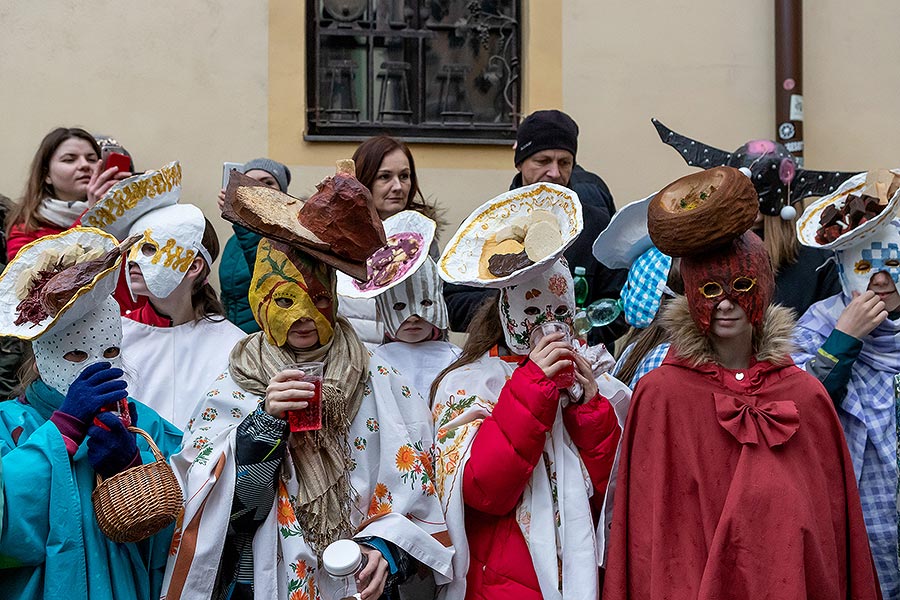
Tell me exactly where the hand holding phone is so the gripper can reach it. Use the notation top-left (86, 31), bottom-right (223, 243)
top-left (222, 162), bottom-right (242, 190)
top-left (102, 151), bottom-right (131, 174)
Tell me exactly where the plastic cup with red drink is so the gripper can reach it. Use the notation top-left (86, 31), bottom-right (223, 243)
top-left (282, 361), bottom-right (324, 432)
top-left (529, 321), bottom-right (577, 388)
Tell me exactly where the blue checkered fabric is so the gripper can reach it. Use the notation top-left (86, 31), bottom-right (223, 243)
top-left (614, 342), bottom-right (671, 389)
top-left (621, 248), bottom-right (672, 329)
top-left (793, 294), bottom-right (900, 600)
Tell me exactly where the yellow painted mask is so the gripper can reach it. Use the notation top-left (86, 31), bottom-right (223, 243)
top-left (250, 239), bottom-right (336, 348)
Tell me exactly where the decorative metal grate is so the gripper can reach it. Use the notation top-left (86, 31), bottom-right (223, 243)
top-left (306, 0), bottom-right (521, 144)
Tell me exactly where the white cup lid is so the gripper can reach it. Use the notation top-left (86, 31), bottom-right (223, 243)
top-left (323, 539), bottom-right (363, 576)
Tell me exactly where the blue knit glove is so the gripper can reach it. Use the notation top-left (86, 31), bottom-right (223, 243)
top-left (87, 409), bottom-right (140, 478)
top-left (58, 362), bottom-right (128, 424)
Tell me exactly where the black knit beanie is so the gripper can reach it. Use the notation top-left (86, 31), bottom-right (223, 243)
top-left (514, 110), bottom-right (579, 166)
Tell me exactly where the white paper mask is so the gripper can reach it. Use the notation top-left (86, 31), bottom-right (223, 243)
top-left (835, 218), bottom-right (900, 296)
top-left (126, 204), bottom-right (211, 299)
top-left (375, 258), bottom-right (448, 338)
top-left (499, 259), bottom-right (575, 355)
top-left (33, 296), bottom-right (123, 396)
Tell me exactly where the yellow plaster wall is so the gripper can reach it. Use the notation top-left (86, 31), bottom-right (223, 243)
top-left (267, 0), bottom-right (567, 245)
top-left (0, 1), bottom-right (271, 280)
top-left (563, 0), bottom-right (900, 207)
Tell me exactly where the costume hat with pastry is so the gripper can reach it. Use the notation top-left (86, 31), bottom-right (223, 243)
top-left (796, 168), bottom-right (900, 297)
top-left (0, 227), bottom-right (189, 599)
top-left (603, 165), bottom-right (881, 599)
top-left (593, 193), bottom-right (673, 329)
top-left (82, 162), bottom-right (213, 301)
top-left (162, 160), bottom-right (454, 600)
top-left (792, 168), bottom-right (900, 597)
top-left (435, 183), bottom-right (627, 600)
top-left (652, 118), bottom-right (857, 220)
top-left (0, 227), bottom-right (136, 391)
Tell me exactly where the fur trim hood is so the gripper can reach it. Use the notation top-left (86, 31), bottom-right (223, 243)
top-left (661, 295), bottom-right (796, 367)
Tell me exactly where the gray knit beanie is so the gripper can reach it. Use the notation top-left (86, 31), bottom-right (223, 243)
top-left (242, 158), bottom-right (291, 192)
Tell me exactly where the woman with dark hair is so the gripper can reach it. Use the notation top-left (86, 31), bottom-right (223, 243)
top-left (352, 134), bottom-right (435, 221)
top-left (341, 135), bottom-right (441, 347)
top-left (6, 127), bottom-right (129, 260)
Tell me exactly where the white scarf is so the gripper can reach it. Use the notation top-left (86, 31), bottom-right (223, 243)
top-left (434, 353), bottom-right (602, 600)
top-left (37, 197), bottom-right (87, 228)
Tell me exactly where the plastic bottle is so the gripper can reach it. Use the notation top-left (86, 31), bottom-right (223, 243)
top-left (322, 539), bottom-right (367, 600)
top-left (573, 266), bottom-right (589, 308)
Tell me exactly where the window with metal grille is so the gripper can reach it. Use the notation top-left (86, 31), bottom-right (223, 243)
top-left (306, 0), bottom-right (521, 144)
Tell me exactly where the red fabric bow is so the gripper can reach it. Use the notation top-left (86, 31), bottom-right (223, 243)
top-left (714, 393), bottom-right (799, 447)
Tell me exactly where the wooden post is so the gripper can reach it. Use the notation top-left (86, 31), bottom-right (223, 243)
top-left (775, 0), bottom-right (804, 165)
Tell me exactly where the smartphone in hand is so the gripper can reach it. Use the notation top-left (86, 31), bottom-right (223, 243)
top-left (222, 162), bottom-right (242, 189)
top-left (102, 151), bottom-right (131, 173)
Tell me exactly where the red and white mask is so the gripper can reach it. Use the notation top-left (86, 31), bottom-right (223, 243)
top-left (681, 232), bottom-right (774, 335)
top-left (499, 259), bottom-right (576, 356)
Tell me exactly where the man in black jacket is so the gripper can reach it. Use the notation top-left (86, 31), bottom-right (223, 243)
top-left (444, 109), bottom-right (628, 347)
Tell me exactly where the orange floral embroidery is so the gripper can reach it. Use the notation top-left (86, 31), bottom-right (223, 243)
top-left (289, 589), bottom-right (309, 600)
top-left (374, 482), bottom-right (389, 498)
top-left (276, 483), bottom-right (296, 526)
top-left (395, 445), bottom-right (416, 471)
top-left (295, 560), bottom-right (307, 580)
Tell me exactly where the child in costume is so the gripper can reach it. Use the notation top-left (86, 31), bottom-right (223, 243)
top-left (82, 163), bottom-right (245, 430)
top-left (592, 194), bottom-right (680, 388)
top-left (0, 228), bottom-right (182, 600)
top-left (603, 168), bottom-right (879, 599)
top-left (792, 169), bottom-right (900, 599)
top-left (433, 183), bottom-right (622, 600)
top-left (162, 168), bottom-right (453, 600)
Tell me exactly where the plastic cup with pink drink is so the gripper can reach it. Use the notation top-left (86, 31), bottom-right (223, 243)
top-left (282, 361), bottom-right (324, 432)
top-left (529, 321), bottom-right (577, 388)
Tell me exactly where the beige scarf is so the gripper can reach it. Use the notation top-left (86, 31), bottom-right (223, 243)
top-left (229, 316), bottom-right (369, 552)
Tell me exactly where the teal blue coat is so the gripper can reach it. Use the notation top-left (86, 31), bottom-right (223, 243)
top-left (0, 381), bottom-right (183, 599)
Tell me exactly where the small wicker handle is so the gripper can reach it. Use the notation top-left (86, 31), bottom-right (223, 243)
top-left (95, 426), bottom-right (166, 486)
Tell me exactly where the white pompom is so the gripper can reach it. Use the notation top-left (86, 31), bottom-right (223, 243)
top-left (738, 167), bottom-right (753, 179)
top-left (780, 204), bottom-right (797, 220)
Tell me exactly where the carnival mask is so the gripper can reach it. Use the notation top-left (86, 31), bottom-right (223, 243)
top-left (250, 239), bottom-right (336, 348)
top-left (33, 296), bottom-right (123, 396)
top-left (126, 204), bottom-right (212, 299)
top-left (499, 259), bottom-right (575, 355)
top-left (835, 219), bottom-right (900, 297)
top-left (681, 232), bottom-right (774, 334)
top-left (375, 258), bottom-right (448, 339)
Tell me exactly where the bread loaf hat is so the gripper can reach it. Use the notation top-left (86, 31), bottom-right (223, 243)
top-left (82, 162), bottom-right (182, 240)
top-left (652, 118), bottom-right (857, 220)
top-left (0, 228), bottom-right (134, 340)
top-left (337, 209), bottom-right (436, 299)
top-left (593, 194), bottom-right (673, 328)
top-left (438, 182), bottom-right (583, 288)
top-left (223, 160), bottom-right (434, 296)
top-left (796, 169), bottom-right (900, 296)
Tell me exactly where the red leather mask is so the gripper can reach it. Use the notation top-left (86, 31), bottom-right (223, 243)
top-left (681, 232), bottom-right (774, 334)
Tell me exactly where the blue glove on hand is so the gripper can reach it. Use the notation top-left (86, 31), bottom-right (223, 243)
top-left (87, 408), bottom-right (140, 478)
top-left (58, 362), bottom-right (128, 424)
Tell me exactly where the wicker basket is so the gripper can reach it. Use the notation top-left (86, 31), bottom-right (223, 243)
top-left (92, 426), bottom-right (183, 544)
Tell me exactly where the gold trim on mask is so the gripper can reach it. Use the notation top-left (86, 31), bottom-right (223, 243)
top-left (250, 239), bottom-right (334, 348)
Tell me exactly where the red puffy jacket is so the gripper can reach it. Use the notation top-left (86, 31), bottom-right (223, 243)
top-left (462, 358), bottom-right (620, 600)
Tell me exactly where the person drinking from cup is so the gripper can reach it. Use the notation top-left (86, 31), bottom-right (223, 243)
top-left (163, 164), bottom-right (453, 600)
top-left (431, 182), bottom-right (622, 600)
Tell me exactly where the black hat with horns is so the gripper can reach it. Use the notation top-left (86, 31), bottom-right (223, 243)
top-left (652, 118), bottom-right (858, 220)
